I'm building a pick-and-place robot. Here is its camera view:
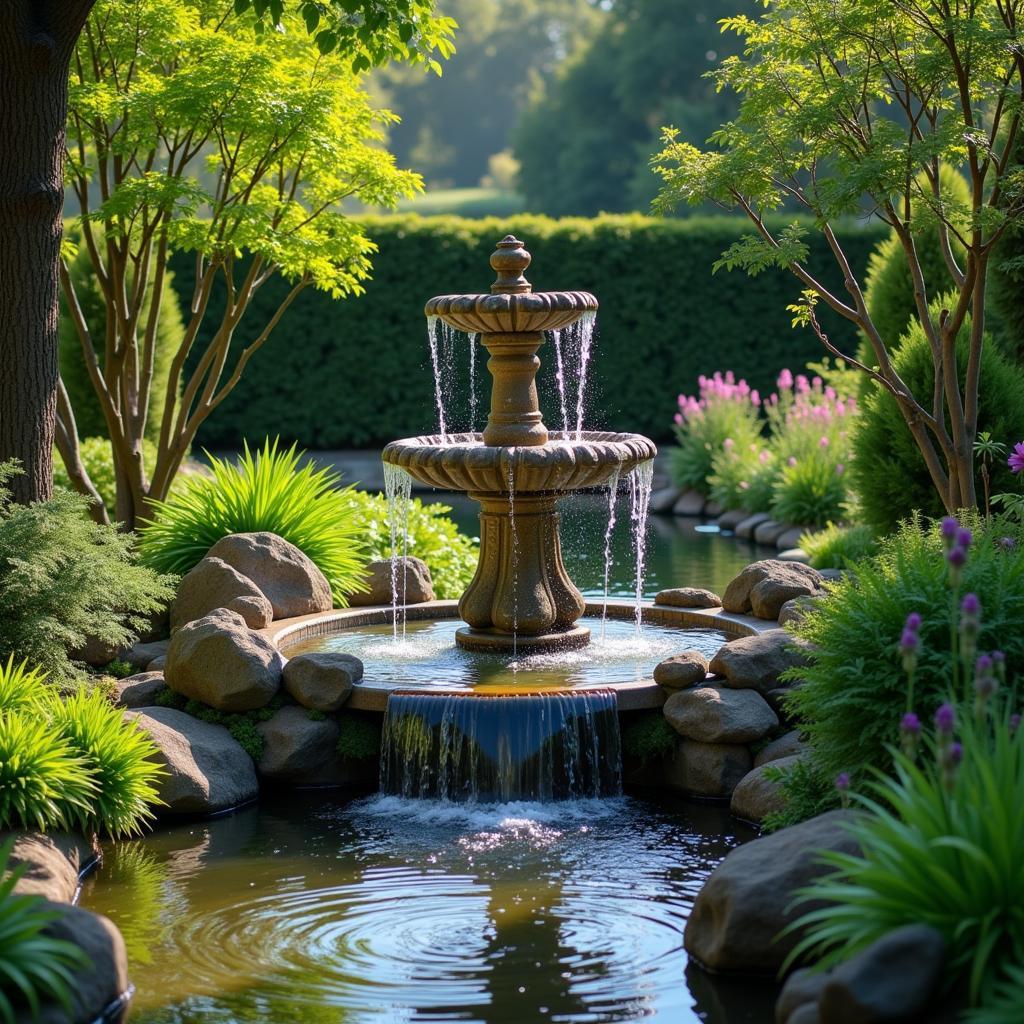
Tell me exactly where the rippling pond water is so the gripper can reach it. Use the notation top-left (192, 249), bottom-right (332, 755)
top-left (83, 792), bottom-right (777, 1023)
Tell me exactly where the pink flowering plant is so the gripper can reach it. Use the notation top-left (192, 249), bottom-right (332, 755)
top-left (992, 440), bottom-right (1024, 522)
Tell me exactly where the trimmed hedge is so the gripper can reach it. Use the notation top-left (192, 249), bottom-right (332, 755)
top-left (174, 215), bottom-right (887, 449)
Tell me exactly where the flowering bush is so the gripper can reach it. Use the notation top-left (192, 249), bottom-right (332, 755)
top-left (669, 372), bottom-right (762, 493)
top-left (992, 440), bottom-right (1024, 521)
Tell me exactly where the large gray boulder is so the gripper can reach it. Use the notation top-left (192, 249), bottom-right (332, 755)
top-left (653, 650), bottom-right (710, 690)
top-left (2, 831), bottom-right (100, 903)
top-left (730, 757), bottom-right (797, 824)
top-left (34, 902), bottom-right (129, 1024)
top-left (171, 556), bottom-right (273, 631)
top-left (662, 740), bottom-right (752, 798)
top-left (283, 652), bottom-right (362, 712)
top-left (112, 671), bottom-right (166, 709)
top-left (818, 924), bottom-right (946, 1024)
top-left (126, 707), bottom-right (258, 815)
top-left (257, 706), bottom-right (341, 781)
top-left (756, 729), bottom-right (808, 767)
top-left (208, 531), bottom-right (333, 619)
top-left (710, 631), bottom-right (809, 693)
top-left (123, 638), bottom-right (170, 671)
top-left (165, 608), bottom-right (283, 711)
top-left (722, 560), bottom-right (824, 619)
top-left (348, 556), bottom-right (435, 607)
top-left (776, 967), bottom-right (831, 1024)
top-left (684, 810), bottom-right (861, 973)
top-left (654, 587), bottom-right (721, 609)
top-left (664, 685), bottom-right (778, 743)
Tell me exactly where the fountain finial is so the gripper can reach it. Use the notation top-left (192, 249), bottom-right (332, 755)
top-left (490, 235), bottom-right (532, 294)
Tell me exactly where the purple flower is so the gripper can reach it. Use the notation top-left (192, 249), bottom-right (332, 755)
top-left (961, 593), bottom-right (980, 617)
top-left (947, 546), bottom-right (967, 568)
top-left (944, 741), bottom-right (964, 767)
top-left (901, 712), bottom-right (921, 735)
top-left (905, 612), bottom-right (922, 631)
top-left (1008, 441), bottom-right (1024, 474)
top-left (993, 651), bottom-right (1006, 665)
top-left (975, 653), bottom-right (993, 674)
top-left (957, 528), bottom-right (973, 550)
top-left (941, 517), bottom-right (960, 541)
top-left (935, 703), bottom-right (956, 734)
top-left (1000, 537), bottom-right (1016, 552)
top-left (835, 772), bottom-right (850, 792)
top-left (900, 628), bottom-right (919, 653)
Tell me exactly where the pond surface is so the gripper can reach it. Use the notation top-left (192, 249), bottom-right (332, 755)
top-left (83, 792), bottom-right (776, 1024)
top-left (433, 494), bottom-right (764, 600)
top-left (284, 616), bottom-right (728, 692)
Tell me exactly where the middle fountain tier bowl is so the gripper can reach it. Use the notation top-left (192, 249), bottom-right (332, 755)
top-left (383, 234), bottom-right (658, 654)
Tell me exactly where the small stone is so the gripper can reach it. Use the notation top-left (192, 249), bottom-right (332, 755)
top-left (754, 519), bottom-right (791, 546)
top-left (147, 654), bottom-right (167, 671)
top-left (703, 500), bottom-right (724, 518)
top-left (818, 568), bottom-right (844, 583)
top-left (755, 729), bottom-right (807, 767)
top-left (208, 531), bottom-right (333, 619)
top-left (112, 671), bottom-right (166, 709)
top-left (653, 651), bottom-right (710, 689)
top-left (722, 560), bottom-right (824, 617)
top-left (717, 509), bottom-right (749, 531)
top-left (775, 526), bottom-right (808, 551)
top-left (171, 556), bottom-right (273, 631)
top-left (649, 486), bottom-right (682, 513)
top-left (257, 706), bottom-right (341, 781)
top-left (735, 512), bottom-right (772, 539)
top-left (776, 967), bottom-right (831, 1024)
top-left (123, 638), bottom-right (170, 671)
top-left (126, 707), bottom-right (258, 814)
top-left (683, 809), bottom-right (862, 973)
top-left (730, 756), bottom-right (798, 823)
top-left (165, 608), bottom-right (283, 711)
top-left (283, 652), bottom-right (362, 712)
top-left (664, 686), bottom-right (778, 743)
top-left (348, 556), bottom-right (435, 607)
top-left (765, 687), bottom-right (798, 729)
top-left (710, 631), bottom-right (810, 693)
top-left (672, 489), bottom-right (707, 516)
top-left (778, 595), bottom-right (821, 626)
top-left (69, 634), bottom-right (126, 668)
top-left (655, 587), bottom-right (721, 609)
top-left (819, 924), bottom-right (946, 1023)
top-left (662, 740), bottom-right (752, 798)
top-left (778, 547), bottom-right (811, 563)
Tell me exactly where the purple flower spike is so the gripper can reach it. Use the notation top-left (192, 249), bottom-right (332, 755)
top-left (1008, 441), bottom-right (1024, 474)
top-left (947, 546), bottom-right (967, 568)
top-left (905, 612), bottom-right (922, 632)
top-left (941, 517), bottom-right (959, 541)
top-left (835, 772), bottom-right (850, 792)
top-left (901, 712), bottom-right (921, 735)
top-left (900, 628), bottom-right (919, 653)
top-left (957, 528), bottom-right (973, 550)
top-left (976, 653), bottom-right (993, 673)
top-left (993, 651), bottom-right (1006, 664)
top-left (1000, 537), bottom-right (1017, 552)
top-left (935, 703), bottom-right (956, 734)
top-left (961, 593), bottom-right (980, 616)
top-left (946, 742), bottom-right (964, 766)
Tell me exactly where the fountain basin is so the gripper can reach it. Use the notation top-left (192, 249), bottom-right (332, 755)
top-left (425, 289), bottom-right (598, 334)
top-left (382, 431), bottom-right (657, 494)
top-left (262, 600), bottom-right (766, 712)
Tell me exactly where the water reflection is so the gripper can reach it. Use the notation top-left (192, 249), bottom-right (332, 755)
top-left (82, 793), bottom-right (774, 1023)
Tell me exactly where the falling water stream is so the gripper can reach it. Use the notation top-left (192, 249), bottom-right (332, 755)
top-left (383, 462), bottom-right (413, 643)
top-left (599, 466), bottom-right (621, 640)
top-left (627, 459), bottom-right (656, 634)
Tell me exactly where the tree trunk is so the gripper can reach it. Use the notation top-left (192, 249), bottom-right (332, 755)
top-left (0, 1), bottom-right (94, 503)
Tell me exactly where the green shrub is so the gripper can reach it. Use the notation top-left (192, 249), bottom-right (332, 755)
top-left (858, 165), bottom-right (971, 360)
top-left (622, 711), bottom-right (678, 763)
top-left (708, 441), bottom-right (777, 513)
top-left (0, 712), bottom-right (96, 832)
top-left (789, 705), bottom-right (1024, 1008)
top-left (59, 239), bottom-right (183, 443)
top-left (771, 451), bottom-right (848, 527)
top-left (800, 523), bottom-right (878, 570)
top-left (174, 695), bottom-right (268, 760)
top-left (0, 658), bottom-right (46, 715)
top-left (336, 713), bottom-right (381, 761)
top-left (174, 214), bottom-right (886, 449)
top-left (0, 461), bottom-right (175, 681)
top-left (966, 965), bottom-right (1024, 1024)
top-left (0, 838), bottom-right (88, 1024)
top-left (350, 490), bottom-right (477, 600)
top-left (139, 439), bottom-right (367, 605)
top-left (46, 689), bottom-right (163, 837)
top-left (777, 514), bottom-right (1024, 826)
top-left (53, 436), bottom-right (159, 514)
top-left (851, 312), bottom-right (1024, 535)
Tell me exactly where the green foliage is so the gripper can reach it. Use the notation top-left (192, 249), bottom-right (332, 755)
top-left (103, 659), bottom-right (135, 680)
top-left (139, 440), bottom-right (366, 605)
top-left (306, 709), bottom-right (326, 722)
top-left (771, 451), bottom-right (848, 527)
top-left (0, 659), bottom-right (47, 715)
top-left (778, 515), bottom-right (1024, 825)
top-left (859, 166), bottom-right (971, 358)
top-left (852, 314), bottom-right (1024, 535)
top-left (177, 697), bottom-right (267, 760)
top-left (0, 461), bottom-right (175, 681)
top-left (225, 718), bottom-right (265, 761)
top-left (46, 690), bottom-right (163, 837)
top-left (0, 712), bottom-right (96, 833)
top-left (350, 490), bottom-right (477, 600)
top-left (622, 712), bottom-right (678, 764)
top-left (990, 128), bottom-right (1024, 364)
top-left (789, 708), bottom-right (1024, 1007)
top-left (153, 686), bottom-right (185, 710)
top-left (514, 0), bottom-right (759, 215)
top-left (177, 214), bottom-right (886, 450)
top-left (397, 188), bottom-right (527, 218)
top-left (965, 965), bottom-right (1024, 1024)
top-left (336, 713), bottom-right (381, 761)
top-left (0, 839), bottom-right (87, 1024)
top-left (800, 524), bottom-right (878, 570)
top-left (53, 437), bottom-right (159, 514)
top-left (708, 442), bottom-right (777, 514)
top-left (58, 242), bottom-right (183, 443)
top-left (762, 757), bottom-right (836, 833)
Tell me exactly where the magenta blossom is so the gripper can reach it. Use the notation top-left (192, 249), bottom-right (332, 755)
top-left (906, 612), bottom-right (922, 631)
top-left (1008, 441), bottom-right (1024, 474)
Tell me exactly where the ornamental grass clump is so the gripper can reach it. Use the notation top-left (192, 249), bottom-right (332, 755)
top-left (787, 573), bottom-right (1024, 1010)
top-left (139, 439), bottom-right (367, 605)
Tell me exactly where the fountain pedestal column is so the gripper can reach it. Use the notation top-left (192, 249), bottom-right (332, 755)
top-left (456, 492), bottom-right (588, 652)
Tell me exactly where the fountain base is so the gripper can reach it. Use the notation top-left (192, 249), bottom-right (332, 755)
top-left (455, 623), bottom-right (591, 653)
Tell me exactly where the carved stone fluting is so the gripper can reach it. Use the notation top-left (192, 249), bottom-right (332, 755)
top-left (456, 493), bottom-right (588, 652)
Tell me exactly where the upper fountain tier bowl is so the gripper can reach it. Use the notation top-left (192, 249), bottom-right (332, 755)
top-left (383, 431), bottom-right (656, 496)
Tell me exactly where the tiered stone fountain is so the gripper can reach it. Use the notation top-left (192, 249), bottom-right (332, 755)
top-left (383, 235), bottom-right (657, 653)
